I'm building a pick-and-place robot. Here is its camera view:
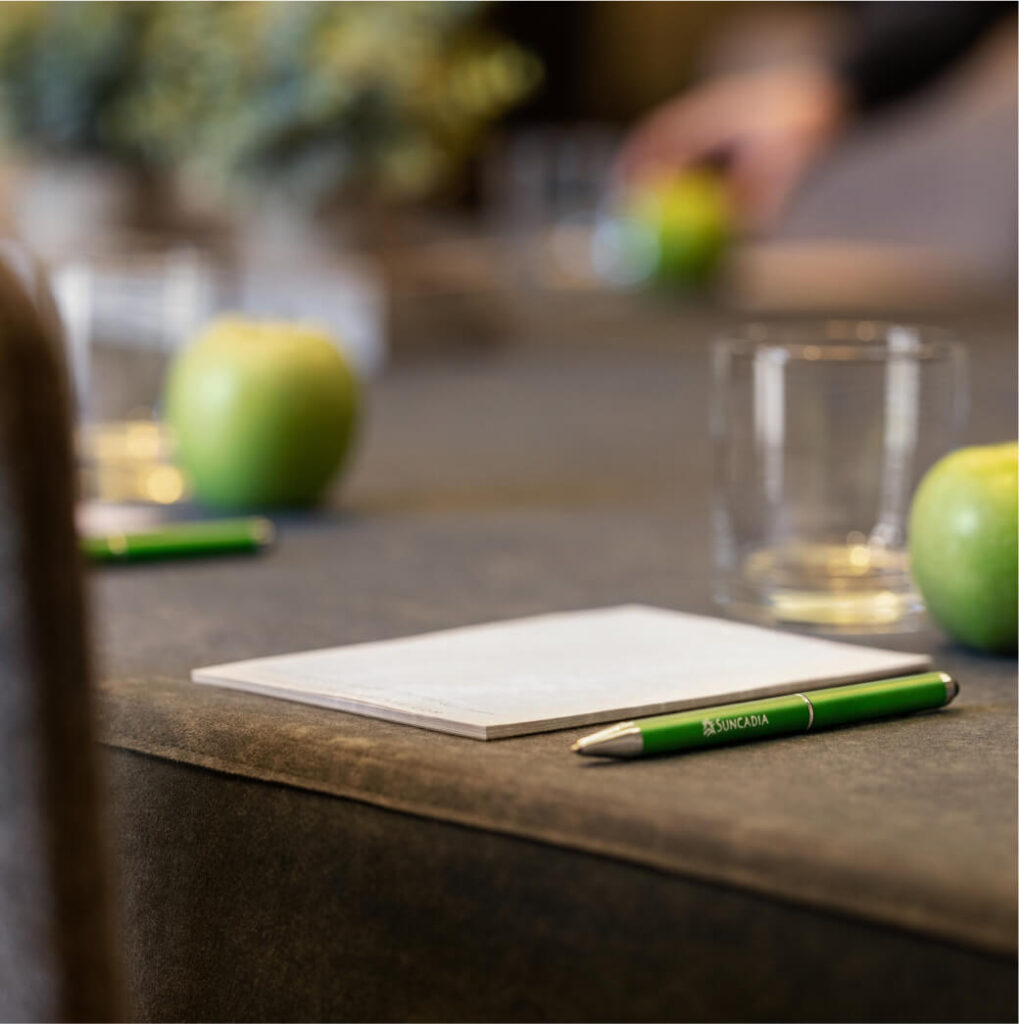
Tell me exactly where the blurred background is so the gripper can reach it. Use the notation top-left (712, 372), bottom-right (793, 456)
top-left (0, 1), bottom-right (1013, 505)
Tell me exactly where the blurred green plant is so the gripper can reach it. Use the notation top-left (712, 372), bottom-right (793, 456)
top-left (0, 1), bottom-right (541, 202)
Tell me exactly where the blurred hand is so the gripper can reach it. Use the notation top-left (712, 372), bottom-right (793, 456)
top-left (617, 64), bottom-right (851, 231)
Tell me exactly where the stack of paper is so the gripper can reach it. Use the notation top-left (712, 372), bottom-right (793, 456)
top-left (192, 605), bottom-right (930, 740)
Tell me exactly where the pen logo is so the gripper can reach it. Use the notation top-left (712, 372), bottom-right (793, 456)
top-left (702, 713), bottom-right (769, 737)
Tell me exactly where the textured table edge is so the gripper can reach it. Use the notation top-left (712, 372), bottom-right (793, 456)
top-left (97, 678), bottom-right (1018, 960)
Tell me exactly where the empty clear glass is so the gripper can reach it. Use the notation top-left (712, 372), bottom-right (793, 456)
top-left (711, 321), bottom-right (968, 632)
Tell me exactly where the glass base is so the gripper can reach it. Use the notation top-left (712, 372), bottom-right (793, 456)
top-left (77, 420), bottom-right (189, 505)
top-left (715, 541), bottom-right (927, 634)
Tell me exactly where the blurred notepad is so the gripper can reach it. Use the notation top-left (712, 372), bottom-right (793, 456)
top-left (192, 605), bottom-right (930, 740)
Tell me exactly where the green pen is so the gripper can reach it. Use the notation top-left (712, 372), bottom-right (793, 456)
top-left (81, 516), bottom-right (275, 563)
top-left (572, 671), bottom-right (958, 758)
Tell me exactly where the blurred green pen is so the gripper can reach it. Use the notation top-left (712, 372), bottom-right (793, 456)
top-left (573, 672), bottom-right (958, 758)
top-left (81, 516), bottom-right (275, 563)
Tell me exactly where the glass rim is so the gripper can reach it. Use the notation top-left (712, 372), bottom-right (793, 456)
top-left (714, 320), bottom-right (965, 362)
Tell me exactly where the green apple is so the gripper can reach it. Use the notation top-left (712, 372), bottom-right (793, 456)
top-left (165, 317), bottom-right (360, 509)
top-left (622, 170), bottom-right (731, 288)
top-left (909, 442), bottom-right (1018, 653)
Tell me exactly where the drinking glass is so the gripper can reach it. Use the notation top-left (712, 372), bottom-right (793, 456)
top-left (51, 246), bottom-right (214, 504)
top-left (711, 321), bottom-right (968, 632)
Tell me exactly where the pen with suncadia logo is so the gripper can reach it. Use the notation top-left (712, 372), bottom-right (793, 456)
top-left (572, 672), bottom-right (958, 758)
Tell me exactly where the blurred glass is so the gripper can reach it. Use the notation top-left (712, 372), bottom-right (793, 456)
top-left (52, 246), bottom-right (214, 504)
top-left (711, 321), bottom-right (968, 632)
top-left (484, 125), bottom-right (619, 290)
top-left (53, 246), bottom-right (213, 424)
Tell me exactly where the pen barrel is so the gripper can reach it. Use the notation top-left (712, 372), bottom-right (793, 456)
top-left (82, 517), bottom-right (273, 562)
top-left (639, 694), bottom-right (812, 755)
top-left (806, 672), bottom-right (952, 728)
top-left (636, 672), bottom-right (953, 755)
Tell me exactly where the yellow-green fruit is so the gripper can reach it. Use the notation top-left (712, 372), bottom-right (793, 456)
top-left (909, 442), bottom-right (1018, 653)
top-left (625, 171), bottom-right (731, 288)
top-left (166, 318), bottom-right (360, 510)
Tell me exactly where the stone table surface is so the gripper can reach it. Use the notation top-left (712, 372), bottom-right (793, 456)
top-left (93, 298), bottom-right (1018, 957)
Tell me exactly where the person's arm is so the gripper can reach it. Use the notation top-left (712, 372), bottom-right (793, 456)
top-left (617, 2), bottom-right (1015, 229)
top-left (837, 1), bottom-right (1015, 113)
top-left (616, 64), bottom-right (850, 229)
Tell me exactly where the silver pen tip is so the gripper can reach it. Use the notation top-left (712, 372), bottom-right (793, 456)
top-left (572, 723), bottom-right (643, 758)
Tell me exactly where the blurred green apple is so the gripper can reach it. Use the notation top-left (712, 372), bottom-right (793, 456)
top-left (620, 170), bottom-right (732, 288)
top-left (909, 442), bottom-right (1018, 653)
top-left (165, 318), bottom-right (360, 510)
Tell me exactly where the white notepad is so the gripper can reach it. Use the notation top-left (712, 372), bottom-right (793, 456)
top-left (192, 605), bottom-right (931, 740)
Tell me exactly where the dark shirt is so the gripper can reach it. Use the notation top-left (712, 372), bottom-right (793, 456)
top-left (839, 2), bottom-right (1015, 111)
